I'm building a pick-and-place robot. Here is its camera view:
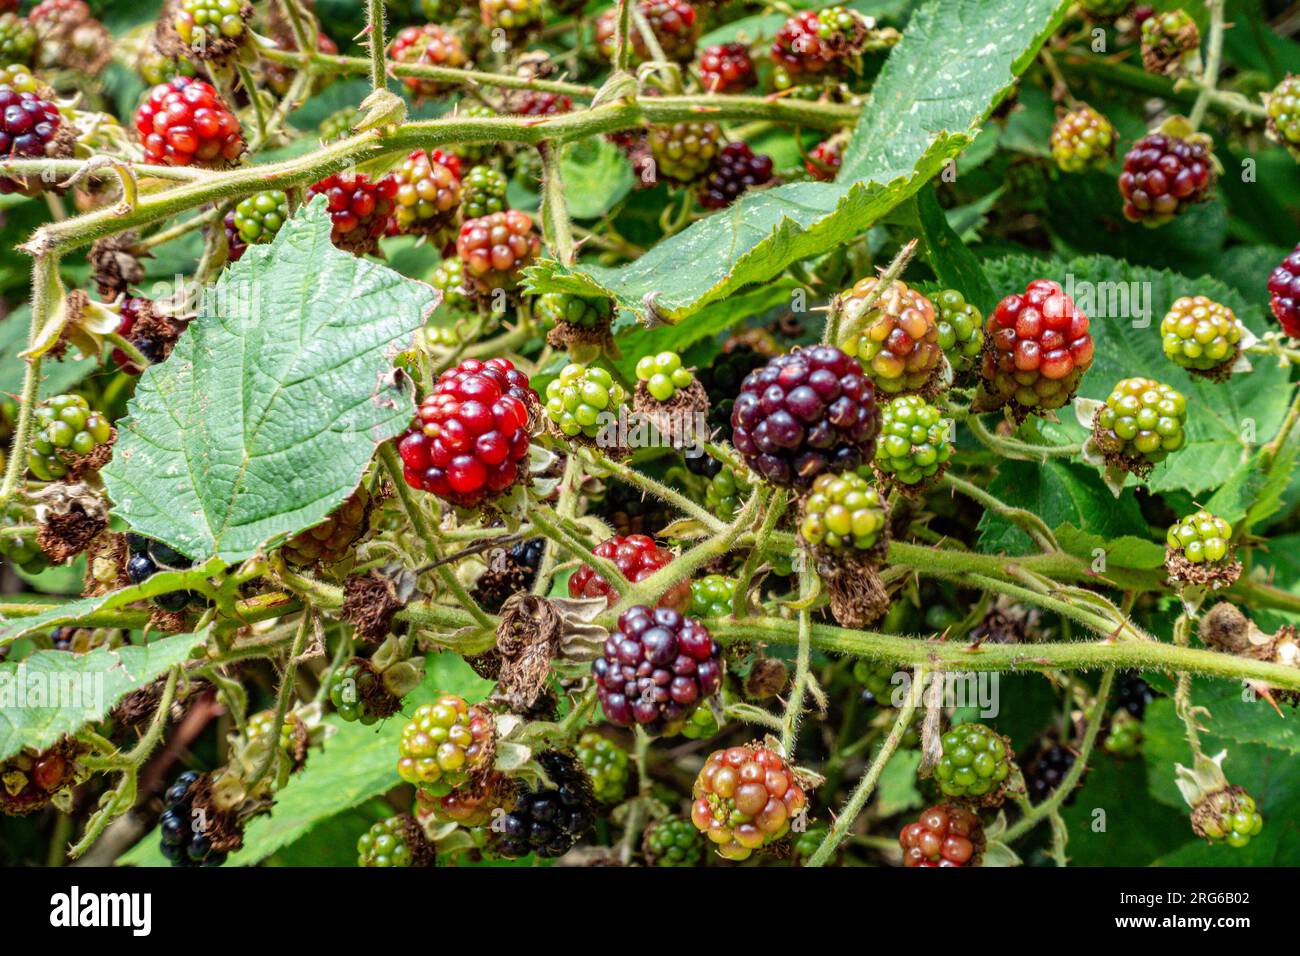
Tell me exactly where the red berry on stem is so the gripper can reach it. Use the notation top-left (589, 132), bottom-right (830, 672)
top-left (307, 172), bottom-right (398, 254)
top-left (1117, 132), bottom-right (1214, 226)
top-left (899, 804), bottom-right (984, 867)
top-left (134, 76), bottom-right (243, 167)
top-left (698, 42), bottom-right (755, 94)
top-left (568, 534), bottom-right (691, 612)
top-left (455, 210), bottom-right (541, 293)
top-left (1268, 241), bottom-right (1300, 338)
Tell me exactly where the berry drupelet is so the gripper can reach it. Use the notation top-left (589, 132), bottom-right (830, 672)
top-left (593, 604), bottom-right (722, 735)
top-left (398, 357), bottom-right (538, 508)
top-left (134, 76), bottom-right (243, 167)
top-left (730, 345), bottom-right (881, 488)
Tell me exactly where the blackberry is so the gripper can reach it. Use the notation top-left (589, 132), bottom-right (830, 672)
top-left (805, 137), bottom-right (842, 181)
top-left (570, 534), bottom-right (692, 612)
top-left (479, 0), bottom-right (542, 38)
top-left (456, 210), bottom-right (541, 293)
top-left (318, 105), bottom-right (357, 142)
top-left (730, 345), bottom-right (881, 488)
top-left (838, 278), bottom-right (943, 395)
top-left (282, 485), bottom-right (369, 566)
top-left (791, 821), bottom-right (829, 864)
top-left (577, 731), bottom-right (630, 803)
top-left (418, 771), bottom-right (514, 827)
top-left (933, 288), bottom-right (984, 374)
top-left (635, 350), bottom-right (694, 401)
top-left (703, 465), bottom-right (752, 524)
top-left (899, 804), bottom-right (984, 867)
top-left (494, 750), bottom-right (595, 859)
top-left (698, 141), bottom-right (774, 209)
top-left (0, 510), bottom-right (47, 575)
top-left (1141, 8), bottom-right (1200, 76)
top-left (872, 394), bottom-right (953, 489)
top-left (27, 394), bottom-right (112, 481)
top-left (544, 363), bottom-right (627, 439)
top-left (246, 709), bottom-right (297, 755)
top-left (1166, 510), bottom-right (1232, 565)
top-left (980, 279), bottom-right (1094, 416)
top-left (771, 8), bottom-right (867, 89)
top-left (1118, 132), bottom-right (1215, 226)
top-left (644, 815), bottom-right (705, 866)
top-left (307, 172), bottom-right (399, 254)
top-left (174, 0), bottom-right (247, 48)
top-left (0, 62), bottom-right (39, 92)
top-left (230, 189), bottom-right (288, 248)
top-left (1160, 295), bottom-right (1242, 374)
top-left (679, 703), bottom-right (719, 740)
top-left (223, 210), bottom-right (247, 262)
top-left (137, 48), bottom-right (200, 86)
top-left (1268, 241), bottom-right (1300, 338)
top-left (125, 535), bottom-right (201, 612)
top-left (690, 574), bottom-right (736, 618)
top-left (388, 24), bottom-right (468, 99)
top-left (0, 84), bottom-right (66, 194)
top-left (111, 297), bottom-right (178, 372)
top-left (592, 604), bottom-right (722, 734)
top-left (698, 342), bottom-right (768, 430)
top-left (690, 743), bottom-right (808, 860)
top-left (328, 661), bottom-right (385, 724)
top-left (934, 723), bottom-right (1012, 804)
top-left (1115, 670), bottom-right (1155, 718)
top-left (471, 537), bottom-right (546, 613)
top-left (390, 148), bottom-right (462, 235)
top-left (134, 76), bottom-right (243, 167)
top-left (698, 42), bottom-right (755, 94)
top-left (649, 121), bottom-right (722, 184)
top-left (798, 471), bottom-right (887, 552)
top-left (430, 256), bottom-right (471, 313)
top-left (1024, 743), bottom-right (1078, 805)
top-left (0, 13), bottom-right (37, 65)
top-left (159, 771), bottom-right (225, 867)
top-left (595, 0), bottom-right (700, 64)
top-left (0, 744), bottom-right (86, 815)
top-left (1092, 377), bottom-right (1187, 473)
top-left (1191, 786), bottom-right (1263, 848)
top-left (1049, 104), bottom-right (1116, 173)
top-left (460, 164), bottom-right (507, 219)
top-left (1267, 75), bottom-right (1300, 156)
top-left (356, 816), bottom-right (415, 867)
top-left (396, 695), bottom-right (494, 795)
top-left (535, 291), bottom-right (612, 330)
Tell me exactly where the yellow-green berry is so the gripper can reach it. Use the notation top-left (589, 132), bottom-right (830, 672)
top-left (636, 351), bottom-right (694, 401)
top-left (544, 363), bottom-right (626, 439)
top-left (799, 471), bottom-right (887, 551)
top-left (27, 394), bottom-right (112, 481)
top-left (873, 394), bottom-right (953, 487)
top-left (1166, 510), bottom-right (1232, 564)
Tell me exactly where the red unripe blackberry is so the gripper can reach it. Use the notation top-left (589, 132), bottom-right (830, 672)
top-left (568, 533), bottom-right (691, 613)
top-left (1268, 241), bottom-right (1300, 337)
top-left (980, 279), bottom-right (1094, 415)
top-left (0, 85), bottom-right (64, 193)
top-left (514, 91), bottom-right (572, 116)
top-left (1118, 132), bottom-right (1215, 226)
top-left (771, 8), bottom-right (867, 88)
top-left (698, 42), bottom-right (755, 94)
top-left (455, 210), bottom-right (541, 293)
top-left (307, 172), bottom-right (398, 254)
top-left (731, 345), bottom-right (881, 488)
top-left (805, 137), bottom-right (842, 181)
top-left (389, 148), bottom-right (462, 234)
top-left (698, 141), bottom-right (773, 209)
top-left (690, 743), bottom-right (808, 860)
top-left (899, 803), bottom-right (984, 867)
top-left (388, 24), bottom-right (468, 98)
top-left (595, 0), bottom-right (699, 64)
top-left (593, 604), bottom-right (722, 735)
top-left (398, 357), bottom-right (539, 507)
top-left (838, 277), bottom-right (943, 395)
top-left (134, 76), bottom-right (243, 167)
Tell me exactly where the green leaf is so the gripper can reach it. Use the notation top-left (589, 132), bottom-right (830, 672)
top-left (916, 185), bottom-right (995, 313)
top-left (1205, 446), bottom-right (1298, 532)
top-left (560, 137), bottom-right (635, 221)
top-left (0, 306), bottom-right (96, 398)
top-left (982, 254), bottom-right (1292, 497)
top-left (1055, 525), bottom-right (1166, 571)
top-left (0, 631), bottom-right (205, 762)
top-left (875, 746), bottom-right (924, 817)
top-left (100, 197), bottom-right (437, 563)
top-left (118, 652), bottom-right (493, 867)
top-left (528, 0), bottom-right (1067, 323)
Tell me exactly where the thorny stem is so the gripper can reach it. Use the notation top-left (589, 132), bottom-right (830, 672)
top-left (940, 473), bottom-right (1059, 552)
top-left (779, 564), bottom-right (817, 757)
top-left (366, 0), bottom-right (388, 93)
top-left (583, 448), bottom-right (726, 533)
top-left (1189, 0), bottom-right (1227, 131)
top-left (806, 664), bottom-right (925, 867)
top-left (0, 255), bottom-right (56, 513)
top-left (823, 239), bottom-right (918, 346)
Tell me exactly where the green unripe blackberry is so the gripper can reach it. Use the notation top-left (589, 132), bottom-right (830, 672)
top-left (577, 731), bottom-right (630, 804)
top-left (543, 363), bottom-right (627, 439)
top-left (1078, 0), bottom-right (1130, 17)
top-left (934, 723), bottom-right (1012, 803)
top-left (0, 61), bottom-right (40, 93)
top-left (814, 5), bottom-right (867, 42)
top-left (318, 106), bottom-right (357, 142)
top-left (430, 257), bottom-right (471, 313)
top-left (873, 394), bottom-right (953, 487)
top-left (450, 104), bottom-right (498, 166)
top-left (648, 121), bottom-right (721, 184)
top-left (1166, 510), bottom-right (1232, 564)
top-left (1103, 709), bottom-right (1141, 758)
top-left (0, 511), bottom-right (47, 575)
top-left (792, 821), bottom-right (829, 863)
top-left (28, 394), bottom-right (112, 481)
top-left (138, 48), bottom-right (200, 86)
top-left (534, 292), bottom-right (613, 330)
top-left (690, 574), bottom-right (737, 618)
top-left (1141, 8), bottom-right (1200, 76)
top-left (0, 13), bottom-right (37, 65)
top-left (175, 0), bottom-right (247, 47)
top-left (1267, 75), bottom-right (1300, 154)
top-left (328, 661), bottom-right (381, 725)
top-left (703, 465), bottom-right (751, 523)
top-left (798, 471), bottom-right (887, 552)
top-left (645, 815), bottom-right (705, 866)
top-left (1049, 104), bottom-right (1116, 173)
top-left (635, 351), bottom-right (694, 401)
top-left (1093, 377), bottom-right (1187, 469)
top-left (231, 190), bottom-right (288, 246)
top-left (396, 695), bottom-right (493, 795)
top-left (357, 816), bottom-right (414, 867)
top-left (1192, 787), bottom-right (1263, 848)
top-left (461, 164), bottom-right (507, 219)
top-left (1160, 296), bottom-right (1242, 373)
top-left (246, 708), bottom-right (296, 754)
top-left (932, 288), bottom-right (984, 373)
top-left (852, 657), bottom-right (896, 706)
top-left (680, 703), bottom-right (719, 740)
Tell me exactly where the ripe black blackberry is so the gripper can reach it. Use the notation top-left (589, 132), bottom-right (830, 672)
top-left (1115, 671), bottom-right (1157, 719)
top-left (125, 534), bottom-right (202, 613)
top-left (494, 750), bottom-right (595, 859)
top-left (698, 141), bottom-right (773, 209)
top-left (1024, 744), bottom-right (1080, 805)
top-left (596, 480), bottom-right (673, 537)
top-left (697, 342), bottom-right (767, 431)
top-left (470, 537), bottom-right (546, 613)
top-left (159, 771), bottom-right (226, 867)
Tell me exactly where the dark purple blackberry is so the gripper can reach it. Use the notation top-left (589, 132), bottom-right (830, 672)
top-left (699, 141), bottom-right (774, 209)
top-left (1118, 132), bottom-right (1215, 226)
top-left (1115, 671), bottom-right (1157, 719)
top-left (494, 750), bottom-right (595, 859)
top-left (471, 537), bottom-right (546, 613)
top-left (1268, 242), bottom-right (1300, 338)
top-left (159, 771), bottom-right (226, 867)
top-left (224, 209), bottom-right (247, 262)
top-left (1024, 744), bottom-right (1080, 805)
top-left (126, 535), bottom-right (202, 612)
top-left (730, 345), bottom-right (881, 488)
top-left (593, 604), bottom-right (722, 735)
top-left (0, 85), bottom-right (64, 194)
top-left (684, 452), bottom-right (722, 477)
top-left (597, 480), bottom-right (673, 537)
top-left (698, 344), bottom-right (768, 431)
